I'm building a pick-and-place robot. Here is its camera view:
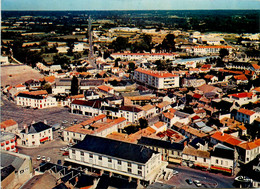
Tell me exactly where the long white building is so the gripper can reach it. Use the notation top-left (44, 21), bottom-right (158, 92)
top-left (187, 45), bottom-right (233, 56)
top-left (134, 68), bottom-right (179, 89)
top-left (111, 53), bottom-right (178, 61)
top-left (65, 135), bottom-right (168, 183)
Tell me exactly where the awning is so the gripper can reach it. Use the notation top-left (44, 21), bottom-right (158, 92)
top-left (194, 162), bottom-right (209, 169)
top-left (168, 157), bottom-right (182, 164)
top-left (6, 147), bottom-right (10, 150)
top-left (5, 141), bottom-right (9, 145)
top-left (40, 137), bottom-right (49, 142)
top-left (11, 139), bottom-right (15, 142)
top-left (1, 143), bottom-right (5, 146)
top-left (211, 165), bottom-right (232, 173)
top-left (11, 145), bottom-right (15, 149)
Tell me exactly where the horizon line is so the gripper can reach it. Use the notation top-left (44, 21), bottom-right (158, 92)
top-left (2, 9), bottom-right (260, 11)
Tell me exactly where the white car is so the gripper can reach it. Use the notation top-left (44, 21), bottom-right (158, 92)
top-left (193, 180), bottom-right (202, 187)
top-left (60, 147), bottom-right (66, 151)
top-left (47, 157), bottom-right (51, 162)
top-left (36, 155), bottom-right (41, 161)
top-left (42, 156), bottom-right (46, 161)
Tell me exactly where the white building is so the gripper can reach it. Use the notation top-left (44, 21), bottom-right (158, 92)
top-left (236, 108), bottom-right (259, 124)
top-left (0, 119), bottom-right (18, 133)
top-left (19, 122), bottom-right (53, 147)
top-left (134, 68), bottom-right (179, 89)
top-left (0, 132), bottom-right (17, 152)
top-left (237, 139), bottom-right (260, 164)
top-left (71, 100), bottom-right (102, 117)
top-left (65, 135), bottom-right (168, 183)
top-left (228, 92), bottom-right (258, 106)
top-left (111, 53), bottom-right (178, 61)
top-left (187, 45), bottom-right (233, 56)
top-left (119, 106), bottom-right (144, 123)
top-left (210, 144), bottom-right (235, 175)
top-left (63, 115), bottom-right (127, 143)
top-left (16, 90), bottom-right (57, 109)
top-left (182, 146), bottom-right (211, 169)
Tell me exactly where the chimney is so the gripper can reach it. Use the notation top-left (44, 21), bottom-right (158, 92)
top-left (31, 120), bottom-right (35, 124)
top-left (25, 126), bottom-right (28, 134)
top-left (43, 120), bottom-right (47, 124)
top-left (221, 132), bottom-right (224, 136)
top-left (23, 124), bottom-right (27, 129)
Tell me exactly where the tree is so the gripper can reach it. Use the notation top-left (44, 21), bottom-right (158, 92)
top-left (139, 118), bottom-right (148, 129)
top-left (42, 83), bottom-right (52, 94)
top-left (111, 37), bottom-right (129, 52)
top-left (71, 76), bottom-right (79, 95)
top-left (115, 58), bottom-right (121, 67)
top-left (161, 34), bottom-right (176, 52)
top-left (219, 48), bottom-right (229, 59)
top-left (53, 54), bottom-right (71, 69)
top-left (128, 62), bottom-right (136, 73)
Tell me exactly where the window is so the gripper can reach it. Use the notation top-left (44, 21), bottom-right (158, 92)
top-left (108, 158), bottom-right (112, 163)
top-left (48, 130), bottom-right (50, 133)
top-left (128, 168), bottom-right (132, 173)
top-left (221, 160), bottom-right (223, 165)
top-left (89, 154), bottom-right (93, 158)
top-left (72, 150), bottom-right (75, 154)
top-left (204, 158), bottom-right (206, 162)
top-left (98, 156), bottom-right (102, 160)
top-left (216, 159), bottom-right (218, 164)
top-left (32, 135), bottom-right (34, 139)
top-left (128, 162), bottom-right (131, 167)
top-left (80, 151), bottom-right (84, 156)
top-left (138, 165), bottom-right (142, 170)
top-left (195, 156), bottom-right (197, 160)
top-left (118, 160), bottom-right (121, 165)
top-left (138, 170), bottom-right (142, 176)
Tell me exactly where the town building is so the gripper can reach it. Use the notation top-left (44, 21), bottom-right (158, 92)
top-left (111, 53), bottom-right (178, 61)
top-left (19, 122), bottom-right (53, 147)
top-left (187, 45), bottom-right (233, 56)
top-left (1, 151), bottom-right (33, 189)
top-left (1, 132), bottom-right (17, 152)
top-left (237, 139), bottom-right (260, 164)
top-left (63, 115), bottom-right (127, 143)
top-left (236, 108), bottom-right (259, 124)
top-left (65, 135), bottom-right (168, 184)
top-left (210, 144), bottom-right (236, 175)
top-left (0, 119), bottom-right (18, 133)
top-left (134, 68), bottom-right (179, 89)
top-left (16, 90), bottom-right (57, 109)
top-left (182, 146), bottom-right (211, 169)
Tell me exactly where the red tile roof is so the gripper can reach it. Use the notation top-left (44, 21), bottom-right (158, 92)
top-left (97, 85), bottom-right (114, 92)
top-left (237, 139), bottom-right (260, 150)
top-left (135, 68), bottom-right (178, 78)
top-left (15, 84), bottom-right (26, 88)
top-left (211, 131), bottom-right (244, 146)
top-left (112, 52), bottom-right (178, 56)
top-left (237, 108), bottom-right (255, 116)
top-left (252, 64), bottom-right (260, 70)
top-left (0, 119), bottom-right (17, 129)
top-left (229, 92), bottom-right (253, 99)
top-left (234, 74), bottom-right (248, 81)
top-left (154, 121), bottom-right (166, 129)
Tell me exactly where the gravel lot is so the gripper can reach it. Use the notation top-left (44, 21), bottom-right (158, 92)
top-left (1, 94), bottom-right (89, 129)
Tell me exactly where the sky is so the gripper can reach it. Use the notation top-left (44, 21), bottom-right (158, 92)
top-left (2, 0), bottom-right (260, 10)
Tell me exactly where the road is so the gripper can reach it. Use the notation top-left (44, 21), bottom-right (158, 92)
top-left (165, 164), bottom-right (235, 188)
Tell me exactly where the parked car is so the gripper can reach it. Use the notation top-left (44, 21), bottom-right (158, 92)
top-left (60, 147), bottom-right (66, 151)
top-left (63, 152), bottom-right (69, 156)
top-left (68, 143), bottom-right (73, 147)
top-left (186, 179), bottom-right (193, 185)
top-left (37, 155), bottom-right (41, 161)
top-left (172, 170), bottom-right (179, 175)
top-left (194, 180), bottom-right (202, 187)
top-left (42, 156), bottom-right (46, 161)
top-left (57, 160), bottom-right (62, 165)
top-left (47, 157), bottom-right (51, 162)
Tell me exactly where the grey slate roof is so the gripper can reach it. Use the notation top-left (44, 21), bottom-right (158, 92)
top-left (211, 143), bottom-right (234, 160)
top-left (72, 135), bottom-right (158, 164)
top-left (1, 152), bottom-right (25, 171)
top-left (20, 122), bottom-right (51, 134)
top-left (1, 165), bottom-right (15, 180)
top-left (137, 136), bottom-right (185, 151)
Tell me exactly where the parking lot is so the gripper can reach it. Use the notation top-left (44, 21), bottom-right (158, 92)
top-left (1, 95), bottom-right (89, 129)
top-left (17, 135), bottom-right (69, 168)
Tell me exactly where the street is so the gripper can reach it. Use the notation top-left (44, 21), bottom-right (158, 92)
top-left (165, 164), bottom-right (235, 188)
